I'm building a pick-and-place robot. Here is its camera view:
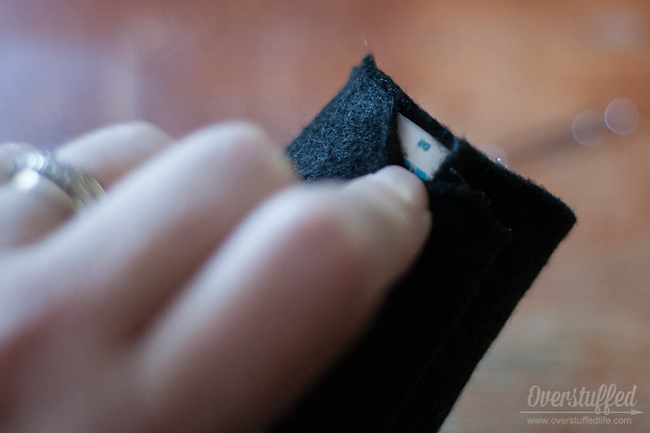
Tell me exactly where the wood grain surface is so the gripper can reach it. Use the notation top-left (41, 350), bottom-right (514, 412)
top-left (1, 0), bottom-right (648, 431)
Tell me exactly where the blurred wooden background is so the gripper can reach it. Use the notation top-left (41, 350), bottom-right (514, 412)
top-left (1, 0), bottom-right (648, 431)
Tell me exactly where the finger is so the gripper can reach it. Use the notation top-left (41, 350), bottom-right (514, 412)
top-left (0, 123), bottom-right (173, 248)
top-left (34, 122), bottom-right (298, 338)
top-left (56, 122), bottom-right (173, 190)
top-left (138, 166), bottom-right (431, 432)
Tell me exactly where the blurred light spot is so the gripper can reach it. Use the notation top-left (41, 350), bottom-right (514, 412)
top-left (479, 144), bottom-right (508, 167)
top-left (605, 98), bottom-right (639, 135)
top-left (572, 110), bottom-right (607, 146)
top-left (12, 170), bottom-right (40, 190)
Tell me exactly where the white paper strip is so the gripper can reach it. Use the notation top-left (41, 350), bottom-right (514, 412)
top-left (397, 113), bottom-right (449, 181)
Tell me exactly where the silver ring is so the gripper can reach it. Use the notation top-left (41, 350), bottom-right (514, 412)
top-left (6, 150), bottom-right (106, 211)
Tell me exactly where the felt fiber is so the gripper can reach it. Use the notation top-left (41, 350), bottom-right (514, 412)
top-left (270, 55), bottom-right (576, 433)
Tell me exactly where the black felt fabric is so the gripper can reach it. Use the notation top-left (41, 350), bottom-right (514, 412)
top-left (270, 55), bottom-right (576, 433)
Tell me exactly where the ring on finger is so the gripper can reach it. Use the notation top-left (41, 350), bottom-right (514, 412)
top-left (7, 150), bottom-right (106, 212)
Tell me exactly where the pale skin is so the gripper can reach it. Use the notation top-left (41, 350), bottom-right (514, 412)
top-left (0, 122), bottom-right (431, 432)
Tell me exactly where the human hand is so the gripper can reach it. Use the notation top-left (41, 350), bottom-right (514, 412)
top-left (0, 122), bottom-right (431, 432)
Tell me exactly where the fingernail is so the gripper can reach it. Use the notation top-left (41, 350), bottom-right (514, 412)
top-left (370, 165), bottom-right (429, 211)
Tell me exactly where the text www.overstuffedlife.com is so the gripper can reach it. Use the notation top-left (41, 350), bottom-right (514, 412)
top-left (526, 415), bottom-right (633, 426)
top-left (521, 384), bottom-right (642, 427)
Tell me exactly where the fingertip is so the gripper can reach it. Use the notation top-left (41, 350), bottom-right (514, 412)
top-left (342, 166), bottom-right (432, 289)
top-left (370, 165), bottom-right (430, 212)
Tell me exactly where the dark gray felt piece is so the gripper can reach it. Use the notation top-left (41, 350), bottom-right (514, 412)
top-left (270, 55), bottom-right (576, 433)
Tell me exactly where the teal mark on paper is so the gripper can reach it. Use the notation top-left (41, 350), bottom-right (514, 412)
top-left (404, 159), bottom-right (432, 182)
top-left (417, 139), bottom-right (431, 151)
